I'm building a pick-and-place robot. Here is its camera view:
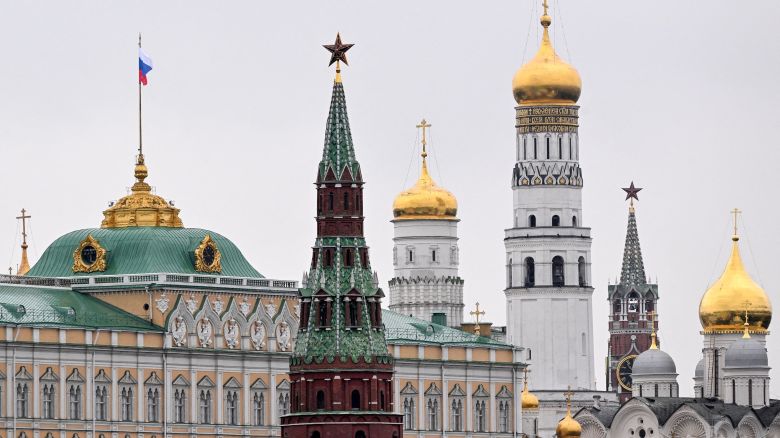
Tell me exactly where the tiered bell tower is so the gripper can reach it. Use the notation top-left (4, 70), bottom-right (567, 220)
top-left (281, 35), bottom-right (403, 438)
top-left (504, 0), bottom-right (595, 392)
top-left (606, 184), bottom-right (659, 402)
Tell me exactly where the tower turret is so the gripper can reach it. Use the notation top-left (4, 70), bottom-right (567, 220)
top-left (388, 119), bottom-right (464, 327)
top-left (607, 183), bottom-right (659, 401)
top-left (281, 35), bottom-right (403, 438)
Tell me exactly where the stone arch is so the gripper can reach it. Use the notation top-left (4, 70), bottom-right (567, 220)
top-left (737, 415), bottom-right (761, 438)
top-left (712, 419), bottom-right (734, 438)
top-left (666, 412), bottom-right (707, 438)
top-left (575, 413), bottom-right (607, 438)
top-left (609, 399), bottom-right (659, 438)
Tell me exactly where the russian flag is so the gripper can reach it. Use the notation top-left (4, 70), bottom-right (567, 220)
top-left (139, 48), bottom-right (153, 85)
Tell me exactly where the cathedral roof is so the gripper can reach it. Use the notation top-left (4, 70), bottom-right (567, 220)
top-left (724, 336), bottom-right (769, 369)
top-left (632, 348), bottom-right (677, 376)
top-left (0, 283), bottom-right (160, 331)
top-left (27, 227), bottom-right (262, 278)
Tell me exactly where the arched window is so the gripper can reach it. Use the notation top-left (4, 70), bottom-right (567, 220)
top-left (645, 299), bottom-right (654, 313)
top-left (355, 432), bottom-right (366, 438)
top-left (569, 137), bottom-right (573, 160)
top-left (552, 215), bottom-right (560, 226)
top-left (507, 258), bottom-right (513, 288)
top-left (253, 392), bottom-right (264, 426)
top-left (528, 214), bottom-right (536, 227)
top-left (344, 192), bottom-right (349, 210)
top-left (552, 256), bottom-right (565, 286)
top-left (121, 387), bottom-right (133, 421)
top-left (578, 256), bottom-right (587, 286)
top-left (225, 390), bottom-right (238, 425)
top-left (627, 292), bottom-right (640, 313)
top-left (174, 389), bottom-right (186, 423)
top-left (533, 137), bottom-right (538, 159)
top-left (42, 384), bottom-right (54, 419)
top-left (16, 383), bottom-right (29, 418)
top-left (524, 257), bottom-right (535, 287)
top-left (199, 390), bottom-right (211, 424)
top-left (475, 400), bottom-right (486, 432)
top-left (451, 399), bottom-right (462, 431)
top-left (613, 299), bottom-right (621, 313)
top-left (731, 380), bottom-right (736, 404)
top-left (318, 299), bottom-right (328, 328)
top-left (546, 137), bottom-right (550, 159)
top-left (558, 137), bottom-right (563, 159)
top-left (380, 390), bottom-right (385, 411)
top-left (654, 384), bottom-right (658, 397)
top-left (310, 432), bottom-right (321, 438)
top-left (347, 299), bottom-right (359, 327)
top-left (324, 249), bottom-right (332, 267)
top-left (316, 390), bottom-right (325, 410)
top-left (427, 398), bottom-right (439, 431)
top-left (572, 215), bottom-right (577, 227)
top-left (523, 137), bottom-right (527, 160)
top-left (403, 399), bottom-right (414, 429)
top-left (351, 390), bottom-right (361, 410)
top-left (749, 379), bottom-right (753, 406)
top-left (328, 192), bottom-right (334, 211)
top-left (344, 248), bottom-right (353, 267)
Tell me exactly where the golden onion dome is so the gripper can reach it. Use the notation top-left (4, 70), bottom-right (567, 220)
top-left (101, 154), bottom-right (183, 229)
top-left (521, 373), bottom-right (539, 409)
top-left (392, 123), bottom-right (457, 221)
top-left (699, 234), bottom-right (771, 333)
top-left (512, 3), bottom-right (581, 105)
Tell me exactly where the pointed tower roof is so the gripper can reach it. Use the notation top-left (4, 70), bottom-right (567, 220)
top-left (619, 206), bottom-right (647, 286)
top-left (317, 74), bottom-right (361, 183)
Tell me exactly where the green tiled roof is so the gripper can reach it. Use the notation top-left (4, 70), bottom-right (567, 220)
top-left (0, 284), bottom-right (160, 331)
top-left (382, 310), bottom-right (513, 349)
top-left (318, 80), bottom-right (361, 182)
top-left (27, 227), bottom-right (263, 278)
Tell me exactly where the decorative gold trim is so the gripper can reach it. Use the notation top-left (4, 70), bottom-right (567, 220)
top-left (72, 234), bottom-right (107, 273)
top-left (194, 234), bottom-right (221, 273)
top-left (616, 354), bottom-right (638, 391)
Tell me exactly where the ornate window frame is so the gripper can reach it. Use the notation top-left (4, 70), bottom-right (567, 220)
top-left (15, 367), bottom-right (32, 418)
top-left (400, 382), bottom-right (418, 431)
top-left (72, 234), bottom-right (107, 273)
top-left (40, 367), bottom-right (58, 420)
top-left (197, 376), bottom-right (215, 424)
top-left (250, 378), bottom-right (267, 426)
top-left (472, 384), bottom-right (490, 433)
top-left (224, 377), bottom-right (241, 426)
top-left (118, 371), bottom-right (137, 422)
top-left (424, 383), bottom-right (442, 431)
top-left (194, 234), bottom-right (222, 273)
top-left (448, 384), bottom-right (465, 432)
top-left (94, 369), bottom-right (111, 422)
top-left (145, 372), bottom-right (163, 423)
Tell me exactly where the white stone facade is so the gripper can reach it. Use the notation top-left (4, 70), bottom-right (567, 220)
top-left (389, 219), bottom-right (464, 327)
top-left (504, 112), bottom-right (595, 392)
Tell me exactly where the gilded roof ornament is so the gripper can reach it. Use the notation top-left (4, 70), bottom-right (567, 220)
top-left (15, 209), bottom-right (31, 276)
top-left (392, 119), bottom-right (458, 220)
top-left (512, 0), bottom-right (582, 105)
top-left (72, 234), bottom-right (107, 273)
top-left (101, 153), bottom-right (183, 229)
top-left (521, 368), bottom-right (539, 409)
top-left (194, 234), bottom-right (222, 273)
top-left (556, 386), bottom-right (582, 437)
top-left (699, 209), bottom-right (772, 333)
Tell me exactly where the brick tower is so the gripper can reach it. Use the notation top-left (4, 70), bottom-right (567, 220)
top-left (606, 183), bottom-right (659, 402)
top-left (280, 35), bottom-right (403, 438)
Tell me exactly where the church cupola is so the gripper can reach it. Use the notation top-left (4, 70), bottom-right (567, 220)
top-left (512, 0), bottom-right (581, 106)
top-left (388, 120), bottom-right (464, 327)
top-left (630, 317), bottom-right (679, 398)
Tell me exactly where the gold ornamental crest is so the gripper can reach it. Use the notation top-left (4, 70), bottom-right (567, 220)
top-left (195, 234), bottom-right (221, 273)
top-left (72, 234), bottom-right (107, 273)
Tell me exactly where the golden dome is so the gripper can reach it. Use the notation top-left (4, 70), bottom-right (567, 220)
top-left (392, 121), bottom-right (457, 221)
top-left (556, 413), bottom-right (582, 438)
top-left (521, 370), bottom-right (539, 409)
top-left (512, 2), bottom-right (581, 105)
top-left (101, 154), bottom-right (183, 229)
top-left (699, 235), bottom-right (772, 333)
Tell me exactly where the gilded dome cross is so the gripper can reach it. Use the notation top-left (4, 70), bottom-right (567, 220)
top-left (470, 302), bottom-right (486, 335)
top-left (416, 119), bottom-right (431, 157)
top-left (731, 207), bottom-right (742, 237)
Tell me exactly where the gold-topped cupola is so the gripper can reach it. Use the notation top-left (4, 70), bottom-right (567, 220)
top-left (392, 119), bottom-right (458, 221)
top-left (512, 0), bottom-right (582, 105)
top-left (101, 153), bottom-right (183, 228)
top-left (699, 209), bottom-right (771, 333)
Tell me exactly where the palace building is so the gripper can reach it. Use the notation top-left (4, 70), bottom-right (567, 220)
top-left (0, 35), bottom-right (524, 438)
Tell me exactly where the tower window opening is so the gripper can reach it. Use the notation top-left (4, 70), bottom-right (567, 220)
top-left (524, 257), bottom-right (535, 287)
top-left (316, 391), bottom-right (325, 410)
top-left (645, 299), bottom-right (654, 313)
top-left (558, 137), bottom-right (563, 159)
top-left (546, 137), bottom-right (550, 159)
top-left (572, 215), bottom-right (577, 227)
top-left (328, 192), bottom-right (334, 211)
top-left (507, 258), bottom-right (513, 288)
top-left (408, 249), bottom-right (414, 263)
top-left (749, 379), bottom-right (753, 406)
top-left (344, 192), bottom-right (349, 210)
top-left (578, 256), bottom-right (587, 287)
top-left (351, 390), bottom-right (361, 410)
top-left (613, 299), bottom-right (621, 314)
top-left (318, 300), bottom-right (328, 328)
top-left (528, 215), bottom-right (536, 227)
top-left (348, 299), bottom-right (359, 327)
top-left (552, 215), bottom-right (560, 227)
top-left (431, 249), bottom-right (437, 262)
top-left (627, 292), bottom-right (639, 313)
top-left (732, 380), bottom-right (736, 404)
top-left (569, 138), bottom-right (573, 160)
top-left (356, 193), bottom-right (361, 212)
top-left (533, 138), bottom-right (538, 159)
top-left (344, 248), bottom-right (354, 267)
top-left (523, 137), bottom-right (527, 160)
top-left (324, 249), bottom-right (332, 267)
top-left (552, 256), bottom-right (565, 287)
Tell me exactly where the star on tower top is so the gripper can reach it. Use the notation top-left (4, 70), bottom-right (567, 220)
top-left (323, 33), bottom-right (354, 67)
top-left (622, 181), bottom-right (642, 211)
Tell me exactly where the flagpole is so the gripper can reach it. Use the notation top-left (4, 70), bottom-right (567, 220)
top-left (138, 33), bottom-right (143, 159)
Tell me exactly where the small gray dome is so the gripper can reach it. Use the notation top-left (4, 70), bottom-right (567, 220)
top-left (632, 348), bottom-right (677, 376)
top-left (724, 338), bottom-right (768, 368)
top-left (694, 358), bottom-right (704, 378)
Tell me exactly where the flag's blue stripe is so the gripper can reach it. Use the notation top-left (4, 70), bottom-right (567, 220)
top-left (139, 59), bottom-right (153, 75)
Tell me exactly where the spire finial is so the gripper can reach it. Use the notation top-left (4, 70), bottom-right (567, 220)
top-left (649, 311), bottom-right (658, 349)
top-left (743, 310), bottom-right (751, 339)
top-left (15, 208), bottom-right (31, 275)
top-left (416, 119), bottom-right (432, 159)
top-left (564, 386), bottom-right (574, 414)
top-left (622, 181), bottom-right (642, 212)
top-left (731, 208), bottom-right (742, 241)
top-left (470, 302), bottom-right (486, 335)
top-left (540, 0), bottom-right (552, 29)
top-left (324, 33), bottom-right (354, 84)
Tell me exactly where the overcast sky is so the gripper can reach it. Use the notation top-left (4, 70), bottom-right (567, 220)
top-left (1, 0), bottom-right (778, 395)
